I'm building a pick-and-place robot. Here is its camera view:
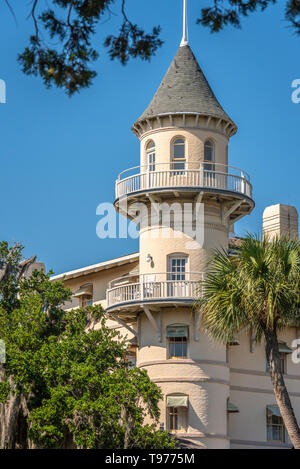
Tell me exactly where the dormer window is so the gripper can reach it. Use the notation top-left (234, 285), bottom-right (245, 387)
top-left (171, 138), bottom-right (186, 172)
top-left (204, 139), bottom-right (215, 171)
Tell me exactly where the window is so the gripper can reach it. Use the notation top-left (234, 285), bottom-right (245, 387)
top-left (166, 324), bottom-right (188, 359)
top-left (171, 138), bottom-right (186, 171)
top-left (166, 394), bottom-right (188, 432)
top-left (168, 256), bottom-right (187, 281)
top-left (266, 343), bottom-right (291, 374)
top-left (73, 283), bottom-right (93, 307)
top-left (266, 354), bottom-right (286, 374)
top-left (280, 353), bottom-right (286, 374)
top-left (204, 139), bottom-right (215, 171)
top-left (267, 406), bottom-right (286, 443)
top-left (125, 346), bottom-right (137, 368)
top-left (81, 296), bottom-right (93, 307)
top-left (169, 337), bottom-right (187, 358)
top-left (167, 254), bottom-right (188, 297)
top-left (146, 140), bottom-right (155, 172)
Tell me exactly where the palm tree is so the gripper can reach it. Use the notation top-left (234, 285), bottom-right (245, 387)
top-left (197, 234), bottom-right (300, 448)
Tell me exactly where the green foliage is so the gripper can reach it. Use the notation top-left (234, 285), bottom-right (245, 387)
top-left (17, 0), bottom-right (163, 95)
top-left (0, 241), bottom-right (24, 313)
top-left (0, 382), bottom-right (10, 404)
top-left (198, 1), bottom-right (277, 32)
top-left (0, 242), bottom-right (176, 449)
top-left (3, 0), bottom-right (300, 94)
top-left (197, 235), bottom-right (300, 343)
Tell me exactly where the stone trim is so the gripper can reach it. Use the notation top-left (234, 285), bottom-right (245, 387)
top-left (230, 439), bottom-right (292, 449)
top-left (134, 122), bottom-right (232, 140)
top-left (231, 385), bottom-right (300, 398)
top-left (174, 432), bottom-right (229, 441)
top-left (139, 359), bottom-right (229, 368)
top-left (231, 368), bottom-right (300, 381)
top-left (152, 377), bottom-right (230, 386)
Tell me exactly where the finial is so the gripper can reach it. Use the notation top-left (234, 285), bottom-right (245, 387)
top-left (180, 0), bottom-right (189, 47)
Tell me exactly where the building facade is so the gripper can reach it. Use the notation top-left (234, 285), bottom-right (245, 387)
top-left (52, 42), bottom-right (300, 449)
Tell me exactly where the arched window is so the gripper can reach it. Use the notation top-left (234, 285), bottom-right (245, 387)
top-left (171, 138), bottom-right (186, 172)
top-left (204, 139), bottom-right (215, 171)
top-left (146, 140), bottom-right (155, 172)
top-left (166, 393), bottom-right (188, 432)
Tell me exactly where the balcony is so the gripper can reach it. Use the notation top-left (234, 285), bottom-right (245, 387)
top-left (106, 272), bottom-right (203, 312)
top-left (115, 162), bottom-right (253, 201)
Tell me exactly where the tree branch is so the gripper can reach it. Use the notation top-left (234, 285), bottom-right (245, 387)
top-left (4, 0), bottom-right (17, 26)
top-left (30, 0), bottom-right (39, 39)
top-left (67, 0), bottom-right (74, 29)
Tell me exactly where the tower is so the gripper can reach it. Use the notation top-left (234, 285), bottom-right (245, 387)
top-left (106, 1), bottom-right (254, 449)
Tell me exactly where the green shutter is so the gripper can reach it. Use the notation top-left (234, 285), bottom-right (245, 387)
top-left (166, 395), bottom-right (188, 408)
top-left (278, 342), bottom-right (292, 354)
top-left (267, 405), bottom-right (281, 417)
top-left (227, 338), bottom-right (240, 346)
top-left (227, 401), bottom-right (239, 413)
top-left (166, 325), bottom-right (189, 338)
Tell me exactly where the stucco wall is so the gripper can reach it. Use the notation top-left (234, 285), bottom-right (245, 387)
top-left (228, 328), bottom-right (300, 448)
top-left (140, 127), bottom-right (228, 169)
top-left (137, 308), bottom-right (229, 448)
top-left (61, 261), bottom-right (139, 311)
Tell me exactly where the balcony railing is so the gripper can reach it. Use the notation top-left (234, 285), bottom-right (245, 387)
top-left (106, 272), bottom-right (203, 309)
top-left (115, 162), bottom-right (252, 200)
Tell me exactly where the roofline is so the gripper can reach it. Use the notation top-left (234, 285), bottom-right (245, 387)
top-left (134, 111), bottom-right (236, 127)
top-left (51, 252), bottom-right (139, 281)
top-left (132, 111), bottom-right (237, 139)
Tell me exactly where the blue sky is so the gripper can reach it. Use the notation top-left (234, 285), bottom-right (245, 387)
top-left (0, 1), bottom-right (299, 274)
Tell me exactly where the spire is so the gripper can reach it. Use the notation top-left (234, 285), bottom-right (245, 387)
top-left (134, 45), bottom-right (236, 131)
top-left (180, 0), bottom-right (188, 47)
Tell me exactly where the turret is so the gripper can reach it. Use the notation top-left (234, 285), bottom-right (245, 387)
top-left (106, 1), bottom-right (254, 449)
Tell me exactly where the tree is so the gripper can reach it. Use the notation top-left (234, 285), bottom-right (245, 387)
top-left (18, 0), bottom-right (163, 95)
top-left (3, 0), bottom-right (299, 95)
top-left (0, 242), bottom-right (176, 449)
top-left (197, 235), bottom-right (300, 448)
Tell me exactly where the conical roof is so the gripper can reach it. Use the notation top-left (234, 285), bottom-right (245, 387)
top-left (135, 45), bottom-right (235, 127)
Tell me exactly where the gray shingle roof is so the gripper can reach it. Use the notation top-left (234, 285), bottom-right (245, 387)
top-left (135, 45), bottom-right (234, 126)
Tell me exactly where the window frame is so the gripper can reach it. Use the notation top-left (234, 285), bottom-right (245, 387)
top-left (125, 346), bottom-right (137, 368)
top-left (166, 324), bottom-right (189, 359)
top-left (168, 336), bottom-right (188, 359)
top-left (78, 283), bottom-right (93, 307)
top-left (171, 137), bottom-right (186, 172)
top-left (145, 140), bottom-right (156, 172)
top-left (167, 405), bottom-right (188, 433)
top-left (203, 139), bottom-right (215, 172)
top-left (266, 352), bottom-right (287, 375)
top-left (167, 254), bottom-right (188, 281)
top-left (266, 406), bottom-right (286, 443)
top-left (81, 295), bottom-right (93, 307)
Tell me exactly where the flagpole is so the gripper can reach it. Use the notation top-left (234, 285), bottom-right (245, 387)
top-left (180, 0), bottom-right (189, 46)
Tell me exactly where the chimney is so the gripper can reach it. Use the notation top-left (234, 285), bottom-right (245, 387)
top-left (24, 261), bottom-right (46, 279)
top-left (263, 204), bottom-right (298, 240)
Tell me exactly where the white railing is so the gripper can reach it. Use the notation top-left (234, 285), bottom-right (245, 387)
top-left (106, 272), bottom-right (203, 308)
top-left (115, 162), bottom-right (252, 199)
